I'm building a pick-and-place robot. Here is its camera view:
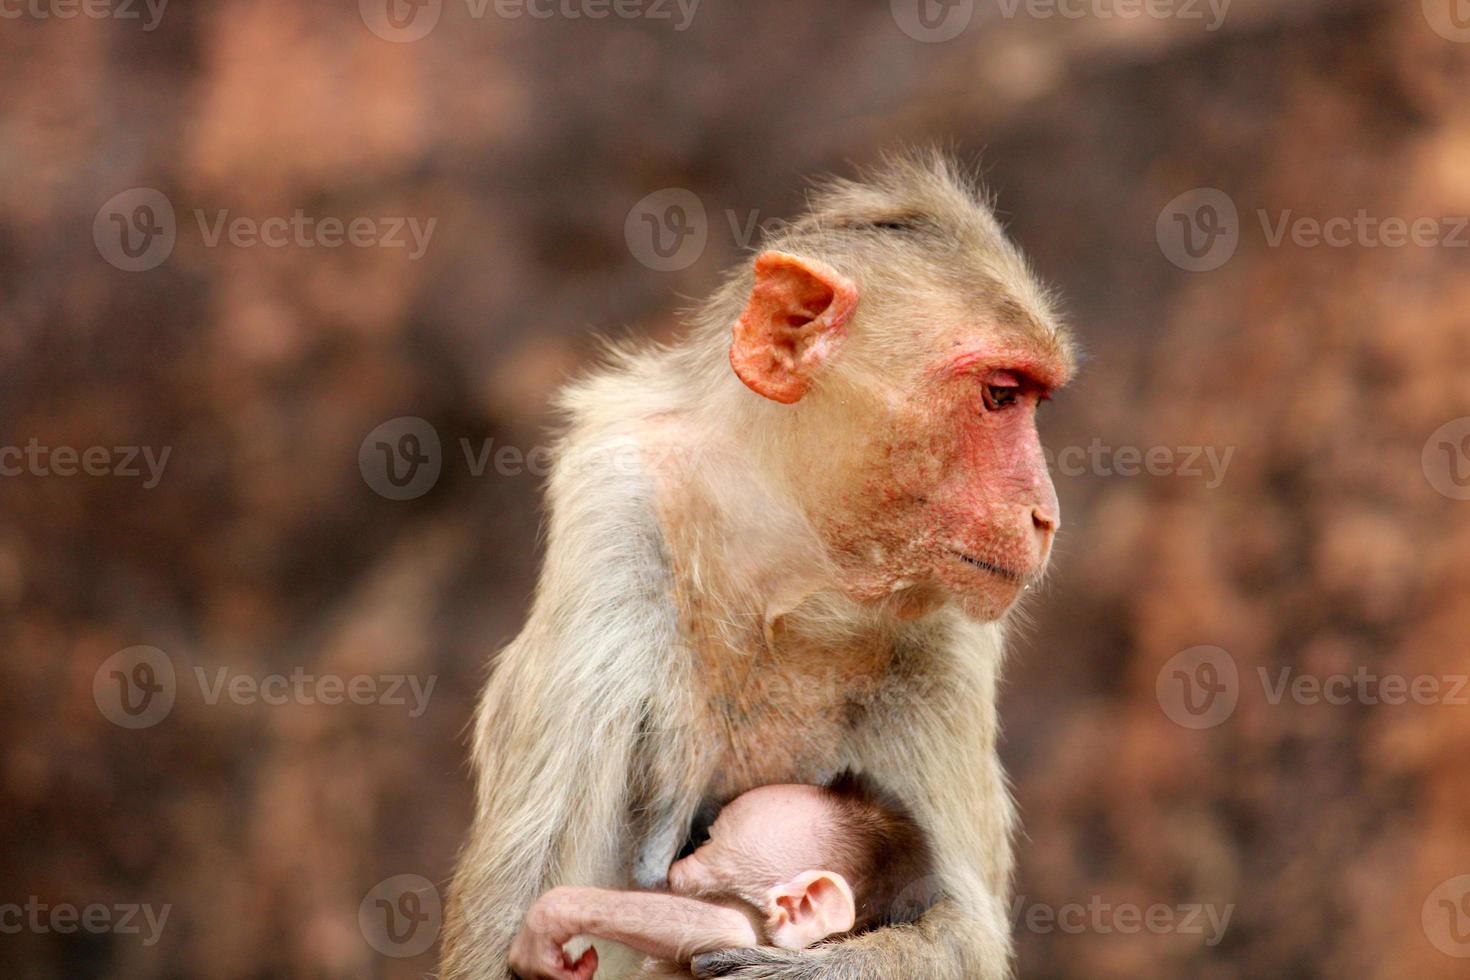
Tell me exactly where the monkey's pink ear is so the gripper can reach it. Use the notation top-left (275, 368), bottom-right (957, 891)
top-left (729, 250), bottom-right (858, 404)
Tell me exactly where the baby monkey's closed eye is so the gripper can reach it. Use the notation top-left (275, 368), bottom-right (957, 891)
top-left (676, 804), bottom-right (719, 860)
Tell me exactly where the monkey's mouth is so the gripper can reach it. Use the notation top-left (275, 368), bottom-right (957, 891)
top-left (950, 551), bottom-right (1023, 584)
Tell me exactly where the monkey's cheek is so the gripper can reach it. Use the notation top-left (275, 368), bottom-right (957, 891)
top-left (666, 858), bottom-right (710, 897)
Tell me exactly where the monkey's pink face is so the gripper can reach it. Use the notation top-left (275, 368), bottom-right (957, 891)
top-left (725, 249), bottom-right (1069, 622)
top-left (819, 349), bottom-right (1063, 622)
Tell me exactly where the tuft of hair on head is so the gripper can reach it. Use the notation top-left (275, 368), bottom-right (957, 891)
top-left (818, 770), bottom-right (940, 934)
top-left (671, 145), bottom-right (1073, 413)
top-left (757, 147), bottom-right (1011, 273)
top-left (760, 146), bottom-right (1071, 375)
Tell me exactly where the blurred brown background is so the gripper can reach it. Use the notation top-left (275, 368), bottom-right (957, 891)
top-left (3, 0), bottom-right (1469, 977)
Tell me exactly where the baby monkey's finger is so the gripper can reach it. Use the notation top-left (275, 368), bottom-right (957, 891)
top-left (562, 945), bottom-right (598, 980)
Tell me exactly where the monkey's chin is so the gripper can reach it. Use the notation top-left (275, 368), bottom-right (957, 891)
top-left (955, 587), bottom-right (1023, 622)
top-left (944, 552), bottom-right (1028, 621)
top-left (862, 564), bottom-right (1024, 622)
top-left (882, 583), bottom-right (948, 620)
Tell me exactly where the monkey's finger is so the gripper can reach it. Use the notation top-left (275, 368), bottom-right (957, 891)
top-left (567, 946), bottom-right (598, 979)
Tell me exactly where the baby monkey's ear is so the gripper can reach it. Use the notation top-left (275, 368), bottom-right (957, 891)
top-left (761, 870), bottom-right (857, 950)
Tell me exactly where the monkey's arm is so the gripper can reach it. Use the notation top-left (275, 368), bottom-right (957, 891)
top-left (440, 459), bottom-right (688, 980)
top-left (695, 617), bottom-right (1017, 980)
top-left (514, 886), bottom-right (762, 968)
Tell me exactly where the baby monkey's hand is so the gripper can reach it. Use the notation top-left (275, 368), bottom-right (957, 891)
top-left (509, 889), bottom-right (600, 980)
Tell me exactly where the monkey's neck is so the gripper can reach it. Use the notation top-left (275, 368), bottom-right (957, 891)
top-left (656, 490), bottom-right (899, 671)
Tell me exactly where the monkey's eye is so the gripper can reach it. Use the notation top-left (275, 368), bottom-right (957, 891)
top-left (981, 383), bottom-right (1020, 412)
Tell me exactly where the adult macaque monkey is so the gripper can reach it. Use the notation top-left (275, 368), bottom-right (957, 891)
top-left (442, 151), bottom-right (1075, 980)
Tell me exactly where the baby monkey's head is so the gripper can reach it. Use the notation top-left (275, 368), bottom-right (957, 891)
top-left (666, 771), bottom-right (937, 950)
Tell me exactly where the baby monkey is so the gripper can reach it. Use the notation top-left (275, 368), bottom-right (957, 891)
top-left (509, 772), bottom-right (936, 979)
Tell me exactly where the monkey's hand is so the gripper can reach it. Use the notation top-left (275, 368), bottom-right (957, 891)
top-left (508, 902), bottom-right (599, 980)
top-left (508, 941), bottom-right (597, 980)
top-left (690, 945), bottom-right (828, 979)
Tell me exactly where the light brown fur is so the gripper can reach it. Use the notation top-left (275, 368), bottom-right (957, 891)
top-left (441, 150), bottom-right (1074, 979)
